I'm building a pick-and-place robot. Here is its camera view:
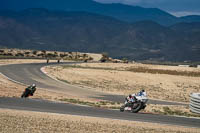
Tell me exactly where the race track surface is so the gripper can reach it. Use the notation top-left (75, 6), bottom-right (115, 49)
top-left (0, 97), bottom-right (200, 128)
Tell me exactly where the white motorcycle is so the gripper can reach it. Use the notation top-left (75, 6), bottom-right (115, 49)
top-left (120, 94), bottom-right (148, 113)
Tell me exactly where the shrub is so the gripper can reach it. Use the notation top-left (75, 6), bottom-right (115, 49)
top-left (88, 57), bottom-right (93, 60)
top-left (122, 58), bottom-right (128, 63)
top-left (3, 53), bottom-right (13, 56)
top-left (33, 50), bottom-right (38, 55)
top-left (46, 53), bottom-right (54, 58)
top-left (100, 52), bottom-right (109, 62)
top-left (37, 53), bottom-right (45, 57)
top-left (25, 51), bottom-right (31, 55)
top-left (41, 50), bottom-right (46, 54)
top-left (15, 53), bottom-right (24, 57)
top-left (100, 57), bottom-right (107, 62)
top-left (60, 54), bottom-right (68, 58)
top-left (0, 49), bottom-right (4, 53)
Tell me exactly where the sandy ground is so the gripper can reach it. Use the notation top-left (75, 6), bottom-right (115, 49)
top-left (45, 63), bottom-right (200, 103)
top-left (86, 53), bottom-right (102, 61)
top-left (0, 109), bottom-right (199, 133)
top-left (82, 62), bottom-right (200, 72)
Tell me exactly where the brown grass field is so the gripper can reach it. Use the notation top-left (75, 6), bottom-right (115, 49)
top-left (45, 63), bottom-right (200, 103)
top-left (0, 109), bottom-right (200, 133)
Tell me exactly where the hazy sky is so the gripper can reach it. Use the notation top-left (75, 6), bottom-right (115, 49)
top-left (94, 0), bottom-right (200, 16)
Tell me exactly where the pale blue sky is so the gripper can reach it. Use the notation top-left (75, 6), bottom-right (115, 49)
top-left (94, 0), bottom-right (200, 16)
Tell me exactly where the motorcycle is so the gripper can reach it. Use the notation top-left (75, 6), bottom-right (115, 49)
top-left (120, 94), bottom-right (148, 113)
top-left (21, 88), bottom-right (35, 98)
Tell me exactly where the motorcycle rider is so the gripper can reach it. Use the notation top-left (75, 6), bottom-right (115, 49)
top-left (136, 89), bottom-right (147, 97)
top-left (26, 84), bottom-right (37, 96)
top-left (125, 94), bottom-right (137, 107)
top-left (121, 89), bottom-right (148, 112)
top-left (125, 89), bottom-right (146, 105)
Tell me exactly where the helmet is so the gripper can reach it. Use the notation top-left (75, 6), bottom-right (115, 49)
top-left (129, 94), bottom-right (132, 98)
top-left (32, 84), bottom-right (36, 87)
top-left (141, 89), bottom-right (145, 92)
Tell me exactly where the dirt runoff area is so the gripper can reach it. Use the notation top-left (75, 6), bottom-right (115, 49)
top-left (45, 63), bottom-right (200, 103)
top-left (0, 109), bottom-right (199, 133)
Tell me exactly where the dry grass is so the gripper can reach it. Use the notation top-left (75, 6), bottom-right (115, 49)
top-left (127, 67), bottom-right (200, 77)
top-left (75, 63), bottom-right (200, 72)
top-left (144, 105), bottom-right (200, 117)
top-left (45, 63), bottom-right (200, 103)
top-left (0, 109), bottom-right (199, 133)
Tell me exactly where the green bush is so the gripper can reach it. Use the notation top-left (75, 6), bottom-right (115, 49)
top-left (33, 50), bottom-right (38, 55)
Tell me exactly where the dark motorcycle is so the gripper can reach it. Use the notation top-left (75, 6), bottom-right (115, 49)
top-left (120, 95), bottom-right (148, 113)
top-left (21, 88), bottom-right (36, 98)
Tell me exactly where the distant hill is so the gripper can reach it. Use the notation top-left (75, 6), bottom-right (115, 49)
top-left (0, 9), bottom-right (200, 62)
top-left (0, 0), bottom-right (200, 26)
top-left (180, 15), bottom-right (200, 23)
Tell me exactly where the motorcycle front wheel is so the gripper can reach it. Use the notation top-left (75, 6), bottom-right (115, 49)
top-left (131, 102), bottom-right (142, 113)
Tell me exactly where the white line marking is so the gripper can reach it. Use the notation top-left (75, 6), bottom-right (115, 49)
top-left (0, 72), bottom-right (27, 86)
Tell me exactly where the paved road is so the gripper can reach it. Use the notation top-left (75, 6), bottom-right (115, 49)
top-left (0, 97), bottom-right (199, 128)
top-left (0, 62), bottom-right (187, 106)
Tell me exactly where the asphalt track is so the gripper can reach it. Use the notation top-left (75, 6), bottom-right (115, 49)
top-left (0, 97), bottom-right (200, 128)
top-left (1, 62), bottom-right (199, 128)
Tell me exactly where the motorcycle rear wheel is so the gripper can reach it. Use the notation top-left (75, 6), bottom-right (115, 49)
top-left (21, 90), bottom-right (30, 98)
top-left (120, 105), bottom-right (125, 112)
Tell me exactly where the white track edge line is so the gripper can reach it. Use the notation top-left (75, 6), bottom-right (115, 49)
top-left (0, 72), bottom-right (27, 86)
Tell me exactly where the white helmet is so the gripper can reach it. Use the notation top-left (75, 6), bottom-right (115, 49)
top-left (32, 84), bottom-right (36, 87)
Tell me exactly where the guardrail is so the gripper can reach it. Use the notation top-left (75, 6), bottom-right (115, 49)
top-left (190, 93), bottom-right (200, 114)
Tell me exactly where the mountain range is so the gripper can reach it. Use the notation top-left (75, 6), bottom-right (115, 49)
top-left (0, 9), bottom-right (200, 62)
top-left (1, 0), bottom-right (200, 26)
